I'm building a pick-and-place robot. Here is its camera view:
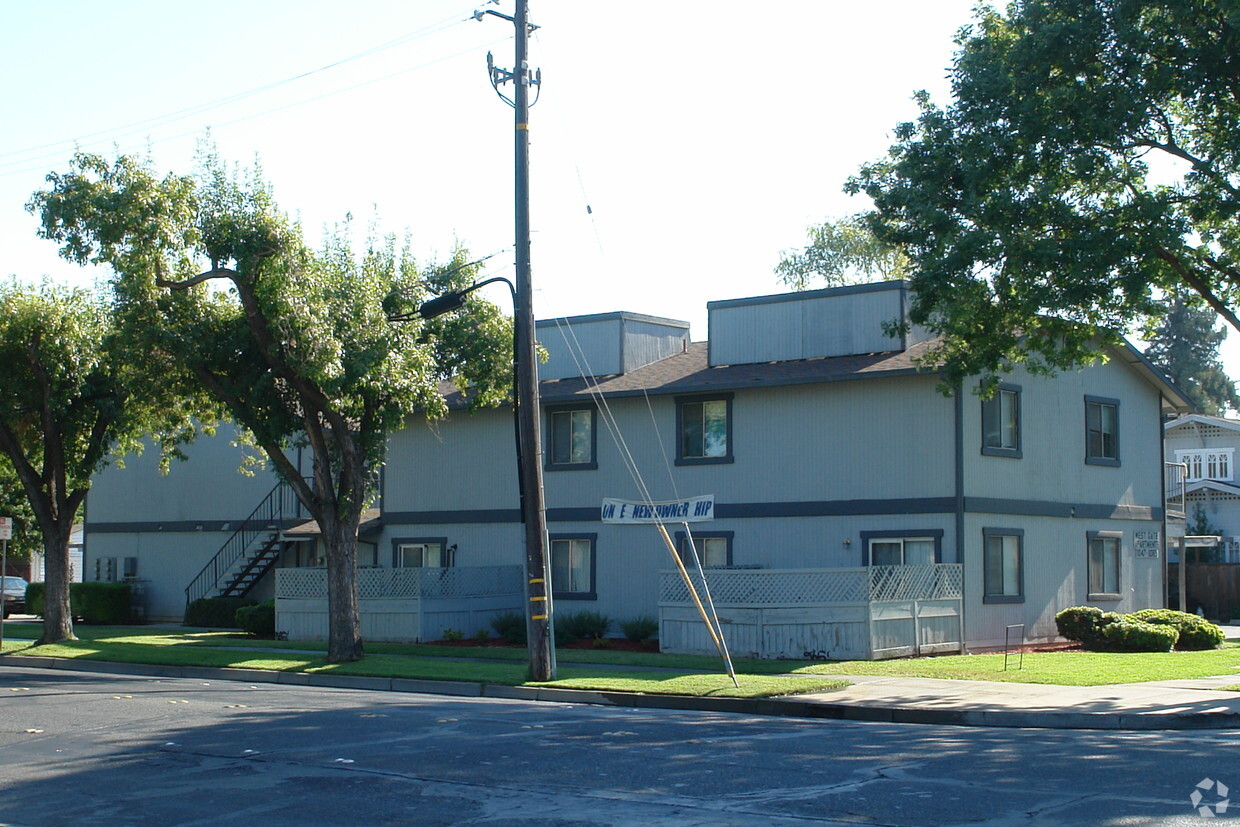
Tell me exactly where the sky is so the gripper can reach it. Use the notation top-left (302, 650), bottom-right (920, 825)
top-left (3, 0), bottom-right (1234, 380)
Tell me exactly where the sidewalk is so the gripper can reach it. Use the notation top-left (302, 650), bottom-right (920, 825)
top-left (4, 624), bottom-right (1240, 731)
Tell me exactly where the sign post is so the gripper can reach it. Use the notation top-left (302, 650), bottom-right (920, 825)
top-left (0, 516), bottom-right (11, 653)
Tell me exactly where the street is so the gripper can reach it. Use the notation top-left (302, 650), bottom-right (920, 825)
top-left (0, 665), bottom-right (1236, 825)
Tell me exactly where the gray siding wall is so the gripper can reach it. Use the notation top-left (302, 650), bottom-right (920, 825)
top-left (707, 283), bottom-right (909, 366)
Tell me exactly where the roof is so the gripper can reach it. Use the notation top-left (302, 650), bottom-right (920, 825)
top-left (442, 339), bottom-right (941, 408)
top-left (284, 508), bottom-right (383, 539)
top-left (1185, 479), bottom-right (1240, 497)
top-left (1165, 413), bottom-right (1240, 433)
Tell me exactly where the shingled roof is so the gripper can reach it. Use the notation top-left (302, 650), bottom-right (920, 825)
top-left (442, 339), bottom-right (941, 409)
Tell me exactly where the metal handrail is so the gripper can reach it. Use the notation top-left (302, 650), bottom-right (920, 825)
top-left (184, 480), bottom-right (304, 607)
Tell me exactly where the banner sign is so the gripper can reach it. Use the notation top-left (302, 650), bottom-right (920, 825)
top-left (601, 495), bottom-right (714, 524)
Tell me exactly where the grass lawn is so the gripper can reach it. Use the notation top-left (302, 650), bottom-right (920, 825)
top-left (0, 625), bottom-right (844, 699)
top-left (5, 623), bottom-right (1239, 690)
top-left (794, 644), bottom-right (1240, 686)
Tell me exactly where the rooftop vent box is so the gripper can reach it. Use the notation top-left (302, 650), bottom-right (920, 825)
top-left (706, 280), bottom-right (930, 367)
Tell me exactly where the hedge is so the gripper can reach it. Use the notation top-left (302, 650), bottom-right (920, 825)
top-left (184, 596), bottom-right (254, 628)
top-left (25, 582), bottom-right (133, 624)
top-left (1128, 609), bottom-right (1226, 650)
top-left (235, 600), bottom-right (276, 638)
top-left (1055, 605), bottom-right (1223, 652)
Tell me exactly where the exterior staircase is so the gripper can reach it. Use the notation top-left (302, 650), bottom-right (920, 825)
top-left (185, 481), bottom-right (304, 608)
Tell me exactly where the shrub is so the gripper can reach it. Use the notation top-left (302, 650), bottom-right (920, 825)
top-left (235, 600), bottom-right (276, 638)
top-left (558, 610), bottom-right (611, 640)
top-left (442, 628), bottom-right (465, 641)
top-left (1055, 606), bottom-right (1104, 642)
top-left (553, 622), bottom-right (577, 647)
top-left (26, 582), bottom-right (133, 624)
top-left (184, 597), bottom-right (253, 628)
top-left (1090, 618), bottom-right (1178, 652)
top-left (620, 615), bottom-right (659, 643)
top-left (1129, 609), bottom-right (1225, 650)
top-left (474, 628), bottom-right (491, 643)
top-left (491, 611), bottom-right (526, 645)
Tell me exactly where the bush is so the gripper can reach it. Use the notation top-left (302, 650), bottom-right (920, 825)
top-left (620, 615), bottom-right (659, 643)
top-left (26, 582), bottom-right (133, 624)
top-left (553, 622), bottom-right (577, 647)
top-left (558, 610), bottom-right (611, 640)
top-left (1055, 606), bottom-right (1105, 642)
top-left (491, 611), bottom-right (526, 645)
top-left (185, 597), bottom-right (254, 628)
top-left (1129, 609), bottom-right (1225, 650)
top-left (1091, 617), bottom-right (1178, 652)
top-left (235, 599), bottom-right (276, 638)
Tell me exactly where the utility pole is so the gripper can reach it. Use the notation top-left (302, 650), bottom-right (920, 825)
top-left (481, 0), bottom-right (554, 680)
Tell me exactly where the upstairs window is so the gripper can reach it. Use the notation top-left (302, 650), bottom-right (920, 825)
top-left (1176, 448), bottom-right (1234, 482)
top-left (981, 384), bottom-right (1021, 457)
top-left (547, 406), bottom-right (597, 470)
top-left (1085, 396), bottom-right (1120, 466)
top-left (676, 395), bottom-right (733, 465)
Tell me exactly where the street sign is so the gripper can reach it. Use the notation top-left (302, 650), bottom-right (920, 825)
top-left (0, 517), bottom-right (10, 541)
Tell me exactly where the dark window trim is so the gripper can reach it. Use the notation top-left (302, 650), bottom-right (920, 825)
top-left (549, 532), bottom-right (597, 600)
top-left (675, 393), bottom-right (735, 466)
top-left (545, 404), bottom-right (598, 471)
top-left (390, 536), bottom-right (450, 568)
top-left (673, 530), bottom-right (735, 568)
top-left (1085, 395), bottom-right (1121, 467)
top-left (1086, 529), bottom-right (1123, 600)
top-left (982, 527), bottom-right (1024, 604)
top-left (981, 383), bottom-right (1023, 458)
top-left (859, 529), bottom-right (945, 565)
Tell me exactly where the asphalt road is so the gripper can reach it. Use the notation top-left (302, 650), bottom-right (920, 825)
top-left (0, 665), bottom-right (1237, 826)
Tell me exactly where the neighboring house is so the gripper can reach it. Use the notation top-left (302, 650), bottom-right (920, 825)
top-left (83, 281), bottom-right (1191, 656)
top-left (1164, 413), bottom-right (1240, 563)
top-left (25, 524), bottom-right (84, 585)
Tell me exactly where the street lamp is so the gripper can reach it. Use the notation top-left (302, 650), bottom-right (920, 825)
top-left (415, 276), bottom-right (556, 680)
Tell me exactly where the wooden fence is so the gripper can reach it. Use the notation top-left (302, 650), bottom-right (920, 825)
top-left (1169, 562), bottom-right (1240, 622)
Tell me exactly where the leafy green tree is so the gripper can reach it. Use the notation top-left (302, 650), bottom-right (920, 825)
top-left (31, 152), bottom-right (512, 662)
top-left (849, 0), bottom-right (1240, 388)
top-left (1144, 291), bottom-right (1239, 415)
top-left (775, 214), bottom-right (909, 290)
top-left (0, 463), bottom-right (47, 568)
top-left (0, 280), bottom-right (195, 643)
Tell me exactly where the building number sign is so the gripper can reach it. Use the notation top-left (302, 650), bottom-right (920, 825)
top-left (1134, 530), bottom-right (1160, 559)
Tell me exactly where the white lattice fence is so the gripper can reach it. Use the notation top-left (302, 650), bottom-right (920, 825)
top-left (660, 568), bottom-right (869, 605)
top-left (276, 568), bottom-right (328, 598)
top-left (868, 565), bottom-right (962, 602)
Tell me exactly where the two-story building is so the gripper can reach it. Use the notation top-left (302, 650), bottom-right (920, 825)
top-left (84, 281), bottom-right (1191, 657)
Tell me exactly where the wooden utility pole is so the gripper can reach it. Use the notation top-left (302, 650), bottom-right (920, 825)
top-left (483, 0), bottom-right (554, 680)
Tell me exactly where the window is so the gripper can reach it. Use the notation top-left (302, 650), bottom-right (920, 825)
top-left (547, 406), bottom-right (596, 470)
top-left (676, 394), bottom-right (733, 465)
top-left (675, 531), bottom-right (734, 568)
top-left (392, 538), bottom-right (452, 568)
top-left (1085, 396), bottom-right (1120, 466)
top-left (983, 528), bottom-right (1023, 603)
top-left (1087, 531), bottom-right (1122, 599)
top-left (981, 384), bottom-right (1021, 457)
top-left (861, 530), bottom-right (943, 566)
top-left (550, 534), bottom-right (596, 599)
top-left (1176, 448), bottom-right (1234, 482)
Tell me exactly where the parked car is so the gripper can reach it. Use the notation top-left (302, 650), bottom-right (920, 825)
top-left (2, 576), bottom-right (28, 618)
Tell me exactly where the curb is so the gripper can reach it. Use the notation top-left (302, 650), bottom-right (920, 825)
top-left (3, 655), bottom-right (1239, 730)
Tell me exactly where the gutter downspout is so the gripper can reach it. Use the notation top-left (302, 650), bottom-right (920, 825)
top-left (954, 381), bottom-right (967, 652)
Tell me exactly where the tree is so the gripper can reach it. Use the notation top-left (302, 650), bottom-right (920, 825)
top-left (775, 214), bottom-right (909, 290)
top-left (31, 151), bottom-right (512, 663)
top-left (1144, 290), bottom-right (1239, 415)
top-left (849, 0), bottom-right (1240, 389)
top-left (0, 279), bottom-right (194, 644)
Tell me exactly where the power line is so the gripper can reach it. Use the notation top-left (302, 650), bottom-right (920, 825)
top-left (0, 5), bottom-right (496, 176)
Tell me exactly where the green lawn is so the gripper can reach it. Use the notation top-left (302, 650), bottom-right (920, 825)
top-left (5, 623), bottom-right (1239, 690)
top-left (794, 644), bottom-right (1240, 686)
top-left (0, 626), bottom-right (843, 699)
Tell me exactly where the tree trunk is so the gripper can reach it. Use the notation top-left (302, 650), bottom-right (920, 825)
top-left (322, 513), bottom-right (363, 663)
top-left (37, 520), bottom-right (76, 644)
